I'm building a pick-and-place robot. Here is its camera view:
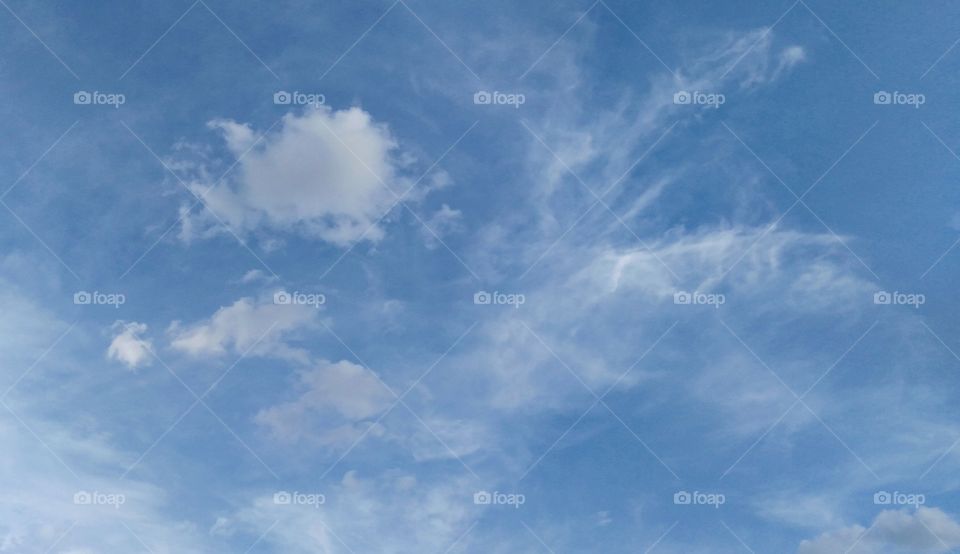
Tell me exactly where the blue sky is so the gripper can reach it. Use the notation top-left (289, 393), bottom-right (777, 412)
top-left (3, 0), bottom-right (960, 552)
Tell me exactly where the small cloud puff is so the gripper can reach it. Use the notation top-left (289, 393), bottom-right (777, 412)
top-left (107, 321), bottom-right (152, 370)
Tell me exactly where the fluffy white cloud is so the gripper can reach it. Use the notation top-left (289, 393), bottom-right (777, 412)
top-left (799, 508), bottom-right (960, 553)
top-left (255, 359), bottom-right (393, 444)
top-left (168, 293), bottom-right (318, 361)
top-left (106, 321), bottom-right (152, 370)
top-left (183, 107), bottom-right (423, 246)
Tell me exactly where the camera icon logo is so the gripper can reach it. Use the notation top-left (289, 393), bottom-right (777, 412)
top-left (74, 91), bottom-right (92, 105)
top-left (873, 291), bottom-right (892, 305)
top-left (673, 291), bottom-right (692, 305)
top-left (474, 291), bottom-right (492, 305)
top-left (73, 490), bottom-right (92, 504)
top-left (474, 491), bottom-right (492, 505)
top-left (473, 91), bottom-right (492, 105)
top-left (273, 491), bottom-right (292, 505)
top-left (274, 291), bottom-right (292, 305)
top-left (274, 91), bottom-right (292, 105)
top-left (673, 91), bottom-right (692, 105)
top-left (874, 491), bottom-right (892, 505)
top-left (673, 491), bottom-right (692, 505)
top-left (874, 91), bottom-right (892, 105)
top-left (74, 291), bottom-right (92, 305)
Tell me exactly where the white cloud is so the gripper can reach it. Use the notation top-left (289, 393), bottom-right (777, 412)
top-left (531, 30), bottom-right (806, 228)
top-left (0, 414), bottom-right (214, 553)
top-left (182, 107), bottom-right (421, 246)
top-left (209, 516), bottom-right (233, 538)
top-left (421, 203), bottom-right (462, 249)
top-left (106, 321), bottom-right (152, 370)
top-left (799, 523), bottom-right (868, 554)
top-left (168, 293), bottom-right (318, 361)
top-left (686, 29), bottom-right (805, 89)
top-left (572, 226), bottom-right (870, 303)
top-left (237, 269), bottom-right (278, 285)
top-left (799, 508), bottom-right (960, 553)
top-left (780, 44), bottom-right (807, 67)
top-left (255, 359), bottom-right (394, 444)
top-left (223, 470), bottom-right (476, 554)
top-left (0, 284), bottom-right (215, 552)
top-left (757, 491), bottom-right (845, 531)
top-left (459, 224), bottom-right (874, 413)
top-left (407, 416), bottom-right (489, 461)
